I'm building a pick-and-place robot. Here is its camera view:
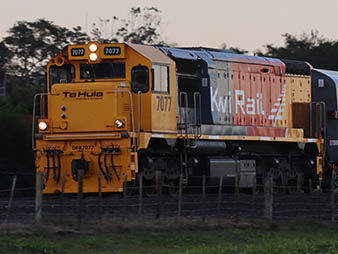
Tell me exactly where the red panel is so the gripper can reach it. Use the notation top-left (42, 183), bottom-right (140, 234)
top-left (230, 59), bottom-right (287, 129)
top-left (243, 71), bottom-right (250, 126)
top-left (232, 65), bottom-right (241, 125)
top-left (247, 126), bottom-right (286, 138)
top-left (263, 74), bottom-right (273, 127)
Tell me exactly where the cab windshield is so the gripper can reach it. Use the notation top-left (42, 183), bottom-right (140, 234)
top-left (80, 62), bottom-right (125, 80)
top-left (49, 64), bottom-right (75, 87)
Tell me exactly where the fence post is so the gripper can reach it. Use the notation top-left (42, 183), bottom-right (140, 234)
top-left (34, 173), bottom-right (43, 225)
top-left (77, 170), bottom-right (84, 230)
top-left (122, 174), bottom-right (129, 219)
top-left (123, 174), bottom-right (128, 199)
top-left (234, 160), bottom-right (240, 224)
top-left (155, 170), bottom-right (162, 219)
top-left (297, 173), bottom-right (304, 192)
top-left (308, 179), bottom-right (313, 193)
top-left (4, 175), bottom-right (17, 224)
top-left (202, 175), bottom-right (206, 202)
top-left (264, 174), bottom-right (273, 222)
top-left (252, 175), bottom-right (257, 194)
top-left (217, 176), bottom-right (223, 216)
top-left (178, 174), bottom-right (183, 217)
top-left (331, 171), bottom-right (336, 224)
top-left (60, 173), bottom-right (66, 226)
top-left (98, 174), bottom-right (102, 222)
top-left (138, 172), bottom-right (143, 216)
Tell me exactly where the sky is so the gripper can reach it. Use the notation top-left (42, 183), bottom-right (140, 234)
top-left (1, 0), bottom-right (338, 53)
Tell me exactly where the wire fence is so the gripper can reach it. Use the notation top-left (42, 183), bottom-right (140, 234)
top-left (0, 171), bottom-right (337, 228)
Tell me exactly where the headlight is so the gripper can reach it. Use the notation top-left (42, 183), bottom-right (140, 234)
top-left (89, 43), bottom-right (98, 52)
top-left (89, 53), bottom-right (98, 61)
top-left (115, 119), bottom-right (124, 128)
top-left (38, 121), bottom-right (48, 131)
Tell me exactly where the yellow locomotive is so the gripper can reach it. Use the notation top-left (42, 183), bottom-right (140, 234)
top-left (33, 42), bottom-right (328, 193)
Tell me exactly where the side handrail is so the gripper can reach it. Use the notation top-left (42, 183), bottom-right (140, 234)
top-left (312, 101), bottom-right (327, 155)
top-left (137, 91), bottom-right (142, 147)
top-left (32, 93), bottom-right (48, 150)
top-left (110, 90), bottom-right (136, 150)
top-left (179, 92), bottom-right (188, 136)
top-left (193, 92), bottom-right (202, 137)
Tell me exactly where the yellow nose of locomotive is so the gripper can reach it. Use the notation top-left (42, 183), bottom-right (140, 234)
top-left (34, 42), bottom-right (139, 193)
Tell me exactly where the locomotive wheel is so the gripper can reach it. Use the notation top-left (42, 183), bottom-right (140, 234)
top-left (123, 180), bottom-right (137, 198)
top-left (164, 168), bottom-right (180, 180)
top-left (165, 180), bottom-right (179, 197)
top-left (143, 167), bottom-right (155, 181)
top-left (335, 173), bottom-right (338, 189)
top-left (287, 168), bottom-right (298, 179)
top-left (143, 180), bottom-right (157, 197)
top-left (270, 167), bottom-right (282, 180)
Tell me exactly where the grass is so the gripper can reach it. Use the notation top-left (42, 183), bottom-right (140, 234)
top-left (0, 219), bottom-right (338, 254)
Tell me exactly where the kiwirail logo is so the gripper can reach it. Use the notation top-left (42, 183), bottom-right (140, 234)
top-left (62, 91), bottom-right (103, 100)
top-left (210, 87), bottom-right (265, 115)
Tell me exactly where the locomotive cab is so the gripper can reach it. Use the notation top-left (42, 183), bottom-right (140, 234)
top-left (33, 42), bottom-right (177, 193)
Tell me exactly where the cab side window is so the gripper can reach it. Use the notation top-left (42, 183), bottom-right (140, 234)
top-left (152, 65), bottom-right (169, 93)
top-left (49, 64), bottom-right (75, 92)
top-left (132, 65), bottom-right (149, 93)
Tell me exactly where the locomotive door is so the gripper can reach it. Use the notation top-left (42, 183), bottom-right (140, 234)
top-left (151, 64), bottom-right (177, 133)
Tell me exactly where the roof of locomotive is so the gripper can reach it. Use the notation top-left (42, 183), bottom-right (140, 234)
top-left (313, 68), bottom-right (338, 85)
top-left (157, 46), bottom-right (285, 69)
top-left (128, 43), bottom-right (175, 65)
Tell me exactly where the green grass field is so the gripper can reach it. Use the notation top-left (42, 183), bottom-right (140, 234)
top-left (1, 219), bottom-right (338, 254)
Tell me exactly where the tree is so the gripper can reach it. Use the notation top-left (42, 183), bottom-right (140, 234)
top-left (3, 19), bottom-right (89, 82)
top-left (0, 42), bottom-right (12, 70)
top-left (220, 43), bottom-right (248, 54)
top-left (91, 7), bottom-right (164, 44)
top-left (257, 31), bottom-right (338, 70)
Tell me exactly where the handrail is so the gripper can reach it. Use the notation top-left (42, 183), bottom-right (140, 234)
top-left (109, 90), bottom-right (136, 150)
top-left (314, 101), bottom-right (327, 155)
top-left (32, 93), bottom-right (48, 150)
top-left (179, 92), bottom-right (188, 136)
top-left (193, 92), bottom-right (202, 137)
top-left (137, 91), bottom-right (142, 148)
top-left (137, 91), bottom-right (141, 132)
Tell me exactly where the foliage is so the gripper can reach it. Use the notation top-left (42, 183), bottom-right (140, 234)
top-left (0, 237), bottom-right (61, 254)
top-left (3, 19), bottom-right (89, 81)
top-left (0, 41), bottom-right (12, 69)
top-left (91, 7), bottom-right (163, 44)
top-left (257, 30), bottom-right (338, 70)
top-left (0, 103), bottom-right (34, 190)
top-left (0, 104), bottom-right (32, 161)
top-left (4, 76), bottom-right (43, 114)
top-left (220, 43), bottom-right (248, 54)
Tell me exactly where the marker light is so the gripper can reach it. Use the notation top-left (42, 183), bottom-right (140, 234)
top-left (89, 53), bottom-right (98, 61)
top-left (115, 119), bottom-right (124, 128)
top-left (89, 43), bottom-right (98, 52)
top-left (38, 121), bottom-right (48, 131)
